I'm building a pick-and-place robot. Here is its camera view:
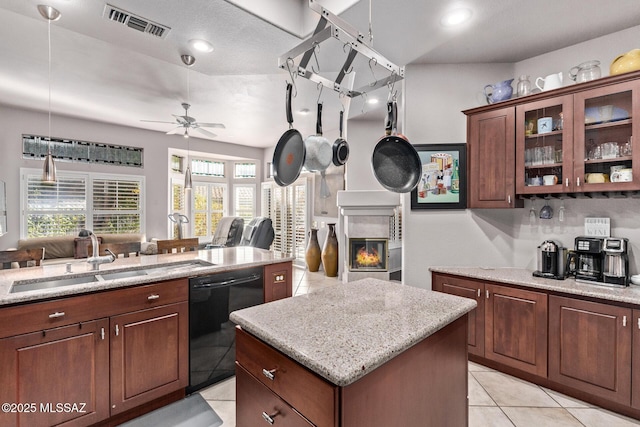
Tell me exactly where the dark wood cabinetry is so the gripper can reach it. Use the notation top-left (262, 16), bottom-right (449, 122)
top-left (549, 295), bottom-right (632, 406)
top-left (485, 284), bottom-right (547, 377)
top-left (433, 274), bottom-right (547, 376)
top-left (264, 262), bottom-right (293, 303)
top-left (467, 106), bottom-right (520, 208)
top-left (0, 319), bottom-right (110, 427)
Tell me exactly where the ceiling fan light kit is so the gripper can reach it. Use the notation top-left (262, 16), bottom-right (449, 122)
top-left (38, 4), bottom-right (61, 183)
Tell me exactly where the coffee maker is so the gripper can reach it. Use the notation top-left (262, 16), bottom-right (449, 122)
top-left (533, 240), bottom-right (567, 280)
top-left (602, 237), bottom-right (629, 286)
top-left (566, 236), bottom-right (604, 283)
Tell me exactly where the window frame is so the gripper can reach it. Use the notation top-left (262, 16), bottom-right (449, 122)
top-left (20, 168), bottom-right (145, 238)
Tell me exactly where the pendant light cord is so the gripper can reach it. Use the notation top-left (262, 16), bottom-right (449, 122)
top-left (47, 17), bottom-right (52, 154)
top-left (368, 0), bottom-right (373, 46)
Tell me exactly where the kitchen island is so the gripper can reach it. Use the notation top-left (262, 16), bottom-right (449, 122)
top-left (0, 247), bottom-right (293, 427)
top-left (230, 278), bottom-right (477, 427)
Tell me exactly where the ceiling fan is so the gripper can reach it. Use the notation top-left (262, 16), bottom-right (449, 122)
top-left (141, 102), bottom-right (225, 138)
top-left (141, 54), bottom-right (225, 138)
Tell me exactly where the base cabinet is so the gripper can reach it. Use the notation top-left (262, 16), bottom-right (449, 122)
top-left (432, 274), bottom-right (547, 376)
top-left (264, 262), bottom-right (293, 303)
top-left (0, 320), bottom-right (110, 427)
top-left (549, 295), bottom-right (632, 406)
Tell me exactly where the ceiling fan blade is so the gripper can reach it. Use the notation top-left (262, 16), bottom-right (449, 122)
top-left (166, 127), bottom-right (184, 135)
top-left (195, 122), bottom-right (226, 129)
top-left (141, 120), bottom-right (178, 124)
top-left (194, 127), bottom-right (217, 138)
top-left (171, 114), bottom-right (188, 125)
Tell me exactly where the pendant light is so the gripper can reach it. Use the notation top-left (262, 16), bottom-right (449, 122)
top-left (181, 54), bottom-right (195, 189)
top-left (38, 4), bottom-right (61, 183)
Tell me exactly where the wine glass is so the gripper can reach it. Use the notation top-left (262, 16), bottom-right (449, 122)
top-left (558, 199), bottom-right (565, 222)
top-left (529, 198), bottom-right (537, 224)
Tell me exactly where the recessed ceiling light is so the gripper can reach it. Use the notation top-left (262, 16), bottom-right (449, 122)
top-left (299, 108), bottom-right (310, 115)
top-left (440, 8), bottom-right (472, 27)
top-left (367, 98), bottom-right (379, 105)
top-left (189, 39), bottom-right (214, 53)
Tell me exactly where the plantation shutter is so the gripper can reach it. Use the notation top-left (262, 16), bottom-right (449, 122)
top-left (92, 178), bottom-right (142, 234)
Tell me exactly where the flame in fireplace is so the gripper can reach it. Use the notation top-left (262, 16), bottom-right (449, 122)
top-left (356, 246), bottom-right (380, 267)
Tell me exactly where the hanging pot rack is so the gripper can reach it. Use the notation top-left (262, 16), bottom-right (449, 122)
top-left (278, 0), bottom-right (404, 98)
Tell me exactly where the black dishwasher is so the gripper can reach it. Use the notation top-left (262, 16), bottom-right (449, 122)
top-left (187, 266), bottom-right (263, 393)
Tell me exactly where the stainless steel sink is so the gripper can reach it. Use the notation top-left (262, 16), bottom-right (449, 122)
top-left (9, 260), bottom-right (215, 293)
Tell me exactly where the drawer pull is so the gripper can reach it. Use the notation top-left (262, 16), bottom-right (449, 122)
top-left (623, 316), bottom-right (627, 327)
top-left (48, 311), bottom-right (65, 319)
top-left (262, 410), bottom-right (279, 425)
top-left (477, 288), bottom-right (481, 298)
top-left (147, 294), bottom-right (160, 301)
top-left (262, 368), bottom-right (277, 381)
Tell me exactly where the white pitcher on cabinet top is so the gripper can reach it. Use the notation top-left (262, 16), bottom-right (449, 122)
top-left (535, 72), bottom-right (563, 91)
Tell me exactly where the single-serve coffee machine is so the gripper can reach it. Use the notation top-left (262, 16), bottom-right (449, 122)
top-left (533, 240), bottom-right (567, 280)
top-left (602, 237), bottom-right (629, 286)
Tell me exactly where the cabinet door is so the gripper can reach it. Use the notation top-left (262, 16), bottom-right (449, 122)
top-left (516, 95), bottom-right (574, 194)
top-left (549, 296), bottom-right (631, 406)
top-left (573, 80), bottom-right (640, 192)
top-left (485, 284), bottom-right (547, 377)
top-left (264, 262), bottom-right (293, 302)
top-left (467, 107), bottom-right (521, 208)
top-left (0, 319), bottom-right (110, 427)
top-left (110, 302), bottom-right (188, 415)
top-left (432, 273), bottom-right (484, 357)
top-left (632, 309), bottom-right (640, 409)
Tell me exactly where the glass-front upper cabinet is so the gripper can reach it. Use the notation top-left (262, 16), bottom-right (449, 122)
top-left (516, 95), bottom-right (574, 195)
top-left (573, 80), bottom-right (639, 192)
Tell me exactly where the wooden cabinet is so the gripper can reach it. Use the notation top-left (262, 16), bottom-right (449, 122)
top-left (0, 278), bottom-right (189, 427)
top-left (433, 273), bottom-right (485, 356)
top-left (264, 262), bottom-right (293, 303)
top-left (632, 309), bottom-right (640, 409)
top-left (432, 274), bottom-right (547, 376)
top-left (467, 106), bottom-right (522, 208)
top-left (485, 284), bottom-right (548, 377)
top-left (549, 295), bottom-right (632, 406)
top-left (0, 319), bottom-right (110, 427)
top-left (110, 302), bottom-right (188, 415)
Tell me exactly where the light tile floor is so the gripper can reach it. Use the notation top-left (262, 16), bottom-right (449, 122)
top-left (200, 267), bottom-right (640, 427)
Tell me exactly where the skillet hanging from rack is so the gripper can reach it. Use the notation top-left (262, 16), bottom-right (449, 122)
top-left (272, 83), bottom-right (305, 187)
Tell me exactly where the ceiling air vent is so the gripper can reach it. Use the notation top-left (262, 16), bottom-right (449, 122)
top-left (103, 4), bottom-right (171, 39)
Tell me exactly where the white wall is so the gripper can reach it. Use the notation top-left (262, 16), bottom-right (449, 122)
top-left (343, 25), bottom-right (640, 290)
top-left (0, 105), bottom-right (264, 250)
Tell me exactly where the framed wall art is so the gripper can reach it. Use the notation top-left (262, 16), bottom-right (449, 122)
top-left (410, 143), bottom-right (467, 210)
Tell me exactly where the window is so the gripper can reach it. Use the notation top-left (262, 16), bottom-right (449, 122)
top-left (234, 162), bottom-right (256, 179)
top-left (192, 159), bottom-right (225, 177)
top-left (193, 183), bottom-right (226, 238)
top-left (170, 180), bottom-right (185, 239)
top-left (22, 169), bottom-right (144, 238)
top-left (234, 185), bottom-right (255, 223)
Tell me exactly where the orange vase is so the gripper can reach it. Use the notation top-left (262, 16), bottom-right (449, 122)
top-left (305, 229), bottom-right (321, 272)
top-left (321, 223), bottom-right (338, 277)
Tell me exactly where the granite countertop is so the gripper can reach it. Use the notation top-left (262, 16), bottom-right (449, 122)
top-left (0, 247), bottom-right (293, 307)
top-left (430, 266), bottom-right (640, 306)
top-left (230, 278), bottom-right (476, 387)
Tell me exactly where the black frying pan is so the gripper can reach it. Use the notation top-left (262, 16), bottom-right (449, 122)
top-left (273, 83), bottom-right (305, 187)
top-left (332, 110), bottom-right (350, 166)
top-left (371, 101), bottom-right (421, 193)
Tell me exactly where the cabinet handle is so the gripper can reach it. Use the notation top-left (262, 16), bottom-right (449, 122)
top-left (637, 318), bottom-right (640, 329)
top-left (477, 289), bottom-right (481, 298)
top-left (115, 324), bottom-right (119, 336)
top-left (486, 290), bottom-right (489, 299)
top-left (48, 311), bottom-right (65, 319)
top-left (101, 327), bottom-right (105, 340)
top-left (147, 294), bottom-right (160, 301)
top-left (262, 368), bottom-right (277, 381)
top-left (565, 178), bottom-right (569, 187)
top-left (508, 195), bottom-right (511, 204)
top-left (576, 177), bottom-right (581, 187)
top-left (262, 410), bottom-right (279, 425)
top-left (623, 316), bottom-right (627, 327)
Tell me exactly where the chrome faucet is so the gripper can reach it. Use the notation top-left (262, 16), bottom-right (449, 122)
top-left (86, 232), bottom-right (116, 270)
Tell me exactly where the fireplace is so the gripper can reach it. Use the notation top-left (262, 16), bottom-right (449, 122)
top-left (349, 238), bottom-right (388, 272)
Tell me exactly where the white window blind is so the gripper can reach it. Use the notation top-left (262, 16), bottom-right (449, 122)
top-left (234, 185), bottom-right (255, 223)
top-left (262, 178), bottom-right (308, 265)
top-left (193, 183), bottom-right (226, 238)
top-left (234, 162), bottom-right (256, 178)
top-left (22, 169), bottom-right (144, 238)
top-left (92, 179), bottom-right (142, 234)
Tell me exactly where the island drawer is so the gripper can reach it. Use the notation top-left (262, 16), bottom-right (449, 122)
top-left (236, 364), bottom-right (314, 427)
top-left (236, 327), bottom-right (337, 427)
top-left (0, 279), bottom-right (188, 339)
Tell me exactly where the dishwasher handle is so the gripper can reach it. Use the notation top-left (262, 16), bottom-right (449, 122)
top-left (191, 273), bottom-right (261, 289)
